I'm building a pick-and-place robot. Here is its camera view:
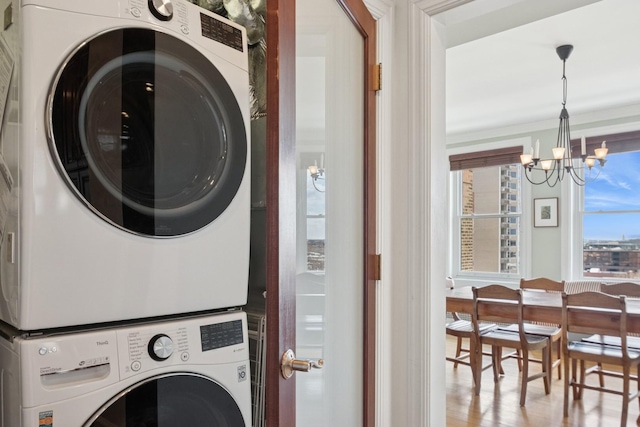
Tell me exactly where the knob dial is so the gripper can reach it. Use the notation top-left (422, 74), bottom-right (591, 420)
top-left (148, 334), bottom-right (174, 361)
top-left (148, 0), bottom-right (173, 21)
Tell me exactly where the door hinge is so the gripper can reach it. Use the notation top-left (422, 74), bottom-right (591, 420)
top-left (370, 253), bottom-right (381, 281)
top-left (371, 63), bottom-right (382, 92)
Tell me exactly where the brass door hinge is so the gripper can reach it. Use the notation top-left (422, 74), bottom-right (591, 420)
top-left (370, 253), bottom-right (381, 281)
top-left (371, 63), bottom-right (382, 92)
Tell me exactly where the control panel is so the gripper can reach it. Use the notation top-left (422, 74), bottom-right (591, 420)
top-left (18, 312), bottom-right (247, 407)
top-left (117, 312), bottom-right (248, 380)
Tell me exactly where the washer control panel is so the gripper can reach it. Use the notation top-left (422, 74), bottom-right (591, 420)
top-left (18, 311), bottom-right (248, 407)
top-left (117, 311), bottom-right (248, 380)
top-left (123, 325), bottom-right (190, 376)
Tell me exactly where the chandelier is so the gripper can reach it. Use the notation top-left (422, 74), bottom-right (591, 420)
top-left (520, 45), bottom-right (608, 187)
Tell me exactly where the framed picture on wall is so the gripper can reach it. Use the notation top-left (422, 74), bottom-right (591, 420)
top-left (534, 197), bottom-right (558, 227)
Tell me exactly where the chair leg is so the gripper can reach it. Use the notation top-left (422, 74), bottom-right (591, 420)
top-left (473, 338), bottom-right (482, 396)
top-left (516, 349), bottom-right (523, 372)
top-left (491, 346), bottom-right (500, 383)
top-left (637, 364), bottom-right (640, 413)
top-left (571, 359), bottom-right (579, 400)
top-left (597, 362), bottom-right (604, 387)
top-left (621, 364), bottom-right (630, 427)
top-left (563, 353), bottom-right (570, 418)
top-left (556, 339), bottom-right (562, 380)
top-left (520, 348), bottom-right (528, 407)
top-left (577, 359), bottom-right (585, 400)
top-left (454, 337), bottom-right (463, 369)
top-left (542, 344), bottom-right (550, 395)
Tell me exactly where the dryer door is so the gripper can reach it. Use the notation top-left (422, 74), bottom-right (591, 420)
top-left (48, 28), bottom-right (247, 237)
top-left (84, 373), bottom-right (246, 426)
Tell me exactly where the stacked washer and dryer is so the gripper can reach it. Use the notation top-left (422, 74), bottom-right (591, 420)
top-left (0, 0), bottom-right (253, 425)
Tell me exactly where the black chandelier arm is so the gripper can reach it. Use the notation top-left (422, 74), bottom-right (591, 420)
top-left (522, 161), bottom-right (563, 187)
top-left (311, 177), bottom-right (325, 192)
top-left (524, 160), bottom-right (604, 187)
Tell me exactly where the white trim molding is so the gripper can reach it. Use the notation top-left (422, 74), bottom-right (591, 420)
top-left (417, 0), bottom-right (474, 15)
top-left (362, 1), bottom-right (396, 426)
top-left (406, 0), bottom-right (474, 426)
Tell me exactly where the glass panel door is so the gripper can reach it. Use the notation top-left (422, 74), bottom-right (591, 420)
top-left (295, 1), bottom-right (364, 425)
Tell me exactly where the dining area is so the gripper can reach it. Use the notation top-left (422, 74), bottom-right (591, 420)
top-left (445, 279), bottom-right (640, 426)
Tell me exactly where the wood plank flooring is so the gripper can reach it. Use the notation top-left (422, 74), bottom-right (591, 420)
top-left (445, 335), bottom-right (640, 426)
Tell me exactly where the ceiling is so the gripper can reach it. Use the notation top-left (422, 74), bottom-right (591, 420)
top-left (440, 0), bottom-right (640, 139)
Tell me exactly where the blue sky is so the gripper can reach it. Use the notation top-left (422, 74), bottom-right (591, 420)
top-left (583, 150), bottom-right (640, 241)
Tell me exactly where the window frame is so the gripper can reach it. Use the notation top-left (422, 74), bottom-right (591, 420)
top-left (566, 128), bottom-right (640, 281)
top-left (448, 139), bottom-right (532, 287)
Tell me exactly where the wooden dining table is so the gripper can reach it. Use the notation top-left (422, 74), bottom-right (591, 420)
top-left (447, 287), bottom-right (640, 334)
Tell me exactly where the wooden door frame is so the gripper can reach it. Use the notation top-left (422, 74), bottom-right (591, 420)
top-left (265, 0), bottom-right (297, 425)
top-left (265, 0), bottom-right (377, 425)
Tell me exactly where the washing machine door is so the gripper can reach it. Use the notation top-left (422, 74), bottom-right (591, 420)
top-left (48, 28), bottom-right (247, 237)
top-left (85, 373), bottom-right (246, 426)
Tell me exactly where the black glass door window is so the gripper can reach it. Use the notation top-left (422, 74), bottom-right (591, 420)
top-left (49, 28), bottom-right (247, 237)
top-left (86, 373), bottom-right (246, 426)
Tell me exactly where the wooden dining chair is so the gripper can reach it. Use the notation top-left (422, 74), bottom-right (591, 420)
top-left (561, 292), bottom-right (640, 427)
top-left (498, 277), bottom-right (563, 378)
top-left (472, 285), bottom-right (552, 407)
top-left (601, 282), bottom-right (640, 298)
top-left (445, 277), bottom-right (497, 376)
top-left (581, 282), bottom-right (640, 387)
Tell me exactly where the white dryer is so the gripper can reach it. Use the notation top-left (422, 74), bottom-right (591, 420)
top-left (0, 0), bottom-right (251, 329)
top-left (0, 310), bottom-right (252, 426)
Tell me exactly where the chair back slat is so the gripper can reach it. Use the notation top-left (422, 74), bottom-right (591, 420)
top-left (473, 285), bottom-right (524, 339)
top-left (562, 292), bottom-right (630, 355)
top-left (566, 291), bottom-right (621, 310)
top-left (520, 277), bottom-right (564, 293)
top-left (601, 282), bottom-right (640, 298)
top-left (475, 284), bottom-right (519, 301)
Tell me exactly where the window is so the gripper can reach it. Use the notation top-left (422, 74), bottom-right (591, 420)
top-left (450, 146), bottom-right (525, 278)
top-left (306, 171), bottom-right (325, 271)
top-left (577, 131), bottom-right (640, 280)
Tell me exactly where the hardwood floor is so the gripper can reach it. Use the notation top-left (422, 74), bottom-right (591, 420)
top-left (445, 335), bottom-right (640, 426)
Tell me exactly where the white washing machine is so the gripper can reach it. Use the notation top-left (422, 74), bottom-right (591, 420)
top-left (0, 310), bottom-right (252, 426)
top-left (0, 0), bottom-right (251, 330)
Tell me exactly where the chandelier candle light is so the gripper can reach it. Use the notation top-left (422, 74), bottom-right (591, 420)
top-left (308, 154), bottom-right (325, 192)
top-left (520, 44), bottom-right (608, 187)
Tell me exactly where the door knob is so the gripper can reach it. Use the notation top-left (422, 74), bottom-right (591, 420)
top-left (281, 349), bottom-right (324, 379)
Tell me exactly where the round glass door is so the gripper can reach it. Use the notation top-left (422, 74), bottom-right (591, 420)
top-left (49, 28), bottom-right (247, 237)
top-left (85, 373), bottom-right (245, 426)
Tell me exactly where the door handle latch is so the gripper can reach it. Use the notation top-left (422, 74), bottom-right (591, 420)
top-left (281, 349), bottom-right (324, 379)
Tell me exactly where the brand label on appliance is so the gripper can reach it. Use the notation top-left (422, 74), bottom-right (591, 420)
top-left (199, 13), bottom-right (243, 52)
top-left (38, 410), bottom-right (53, 427)
top-left (237, 364), bottom-right (247, 382)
